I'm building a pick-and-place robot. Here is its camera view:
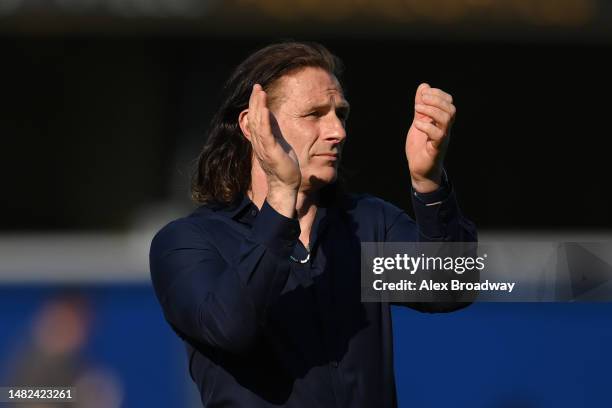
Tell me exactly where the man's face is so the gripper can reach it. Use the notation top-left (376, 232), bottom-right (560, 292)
top-left (270, 66), bottom-right (349, 191)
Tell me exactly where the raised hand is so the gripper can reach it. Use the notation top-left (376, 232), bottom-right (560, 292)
top-left (242, 84), bottom-right (300, 217)
top-left (405, 83), bottom-right (456, 193)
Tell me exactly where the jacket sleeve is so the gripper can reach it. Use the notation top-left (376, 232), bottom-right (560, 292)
top-left (386, 178), bottom-right (477, 243)
top-left (149, 200), bottom-right (299, 354)
top-left (384, 176), bottom-right (478, 312)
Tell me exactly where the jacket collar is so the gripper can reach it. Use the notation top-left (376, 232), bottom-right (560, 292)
top-left (198, 190), bottom-right (344, 231)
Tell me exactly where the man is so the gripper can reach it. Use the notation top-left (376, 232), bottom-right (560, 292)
top-left (150, 42), bottom-right (476, 407)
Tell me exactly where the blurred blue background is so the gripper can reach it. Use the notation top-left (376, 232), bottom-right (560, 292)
top-left (2, 286), bottom-right (612, 407)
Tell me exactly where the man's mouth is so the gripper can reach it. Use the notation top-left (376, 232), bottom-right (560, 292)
top-left (314, 153), bottom-right (339, 160)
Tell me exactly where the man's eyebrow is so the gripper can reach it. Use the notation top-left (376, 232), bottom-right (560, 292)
top-left (305, 98), bottom-right (351, 112)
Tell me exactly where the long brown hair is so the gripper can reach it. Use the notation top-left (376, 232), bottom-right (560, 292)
top-left (191, 41), bottom-right (344, 206)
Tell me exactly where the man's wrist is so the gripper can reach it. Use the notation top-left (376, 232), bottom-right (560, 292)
top-left (412, 169), bottom-right (450, 206)
top-left (411, 178), bottom-right (440, 194)
top-left (410, 168), bottom-right (444, 194)
top-left (411, 169), bottom-right (455, 239)
top-left (266, 186), bottom-right (298, 219)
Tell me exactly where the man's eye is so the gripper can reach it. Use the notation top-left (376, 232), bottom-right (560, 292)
top-left (307, 111), bottom-right (322, 118)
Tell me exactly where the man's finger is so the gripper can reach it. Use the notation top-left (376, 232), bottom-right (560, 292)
top-left (414, 104), bottom-right (453, 127)
top-left (247, 85), bottom-right (260, 139)
top-left (247, 84), bottom-right (268, 158)
top-left (249, 85), bottom-right (268, 142)
top-left (421, 93), bottom-right (455, 115)
top-left (415, 82), bottom-right (430, 104)
top-left (413, 119), bottom-right (445, 143)
top-left (250, 117), bottom-right (266, 161)
top-left (422, 88), bottom-right (453, 104)
top-left (249, 84), bottom-right (262, 125)
top-left (255, 89), bottom-right (276, 149)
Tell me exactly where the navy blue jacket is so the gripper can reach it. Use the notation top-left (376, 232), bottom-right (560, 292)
top-left (150, 180), bottom-right (476, 407)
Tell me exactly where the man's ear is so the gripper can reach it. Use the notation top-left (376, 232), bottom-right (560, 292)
top-left (238, 109), bottom-right (252, 142)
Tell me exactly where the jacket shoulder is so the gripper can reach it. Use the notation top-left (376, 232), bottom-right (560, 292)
top-left (149, 207), bottom-right (221, 258)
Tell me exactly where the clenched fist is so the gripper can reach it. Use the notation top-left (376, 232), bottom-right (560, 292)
top-left (406, 83), bottom-right (456, 193)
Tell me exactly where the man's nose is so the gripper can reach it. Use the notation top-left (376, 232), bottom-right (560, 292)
top-left (323, 115), bottom-right (347, 145)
